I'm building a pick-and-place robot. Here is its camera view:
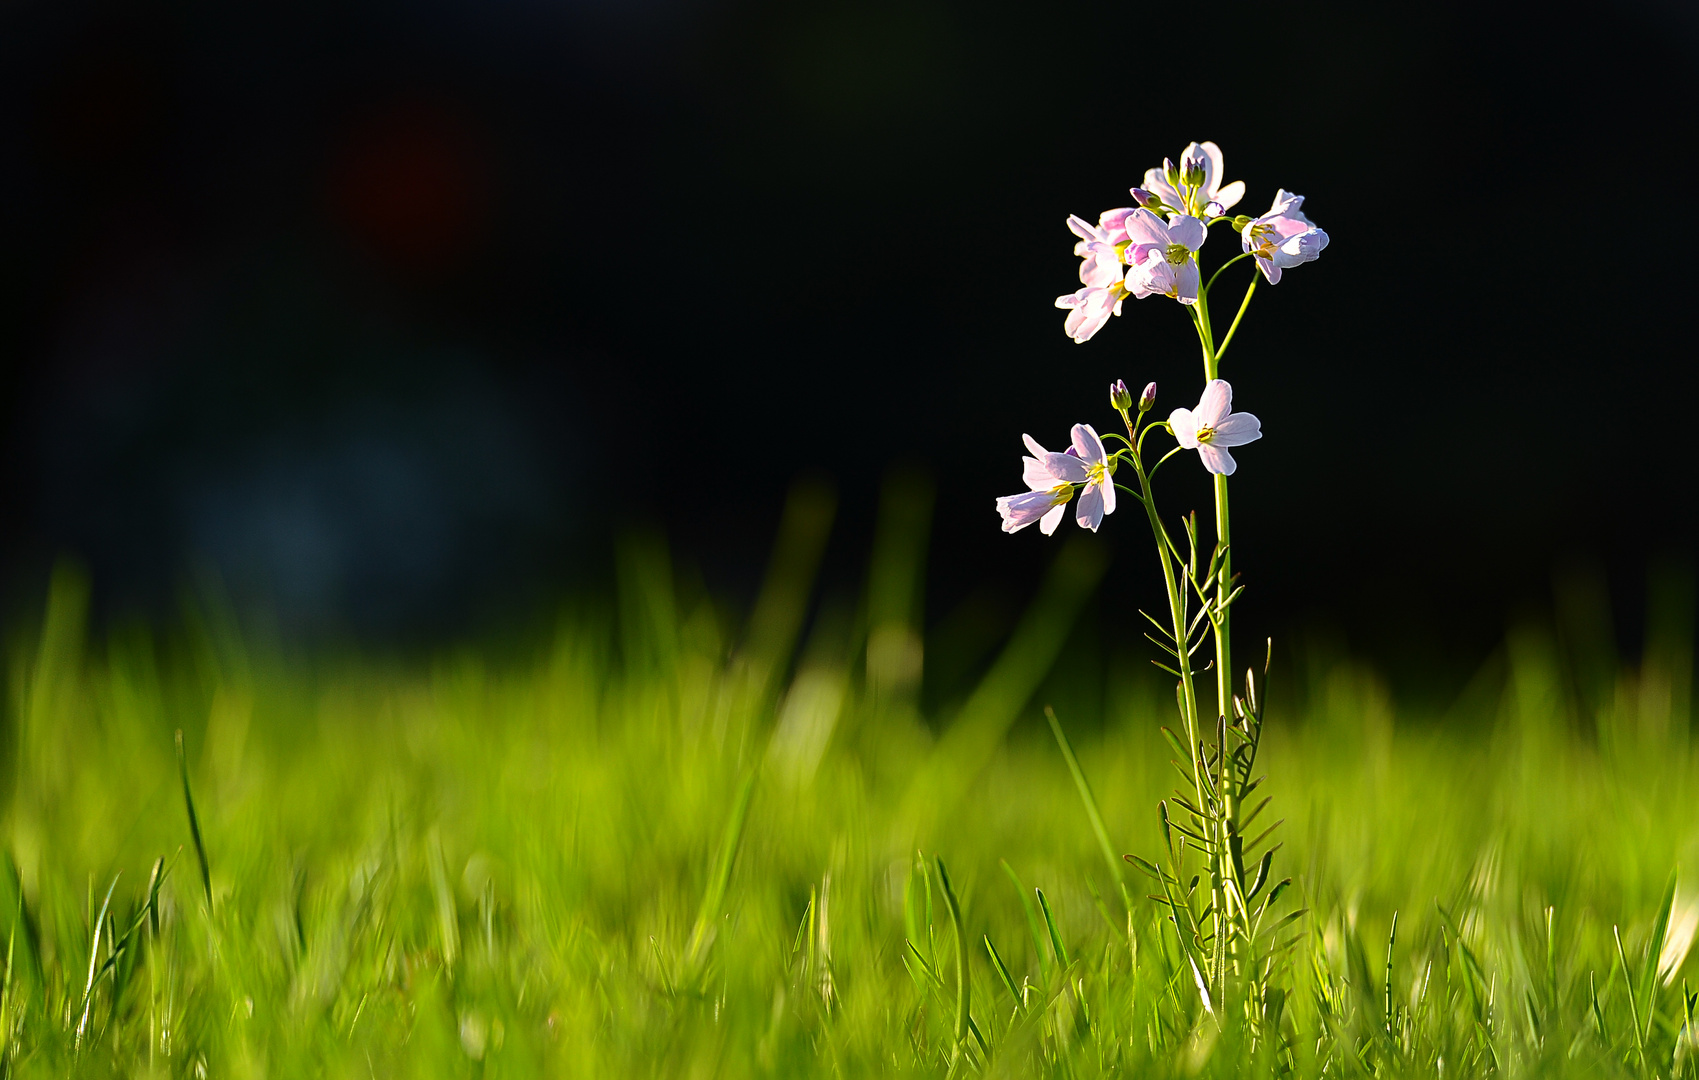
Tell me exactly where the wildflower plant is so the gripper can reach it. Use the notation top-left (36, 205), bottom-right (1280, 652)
top-left (1003, 140), bottom-right (1329, 1041)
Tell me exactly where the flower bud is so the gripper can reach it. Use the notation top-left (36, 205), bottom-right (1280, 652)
top-left (1110, 379), bottom-right (1133, 411)
top-left (1163, 158), bottom-right (1181, 188)
top-left (1129, 187), bottom-right (1156, 208)
top-left (1137, 382), bottom-right (1157, 413)
top-left (1182, 156), bottom-right (1206, 189)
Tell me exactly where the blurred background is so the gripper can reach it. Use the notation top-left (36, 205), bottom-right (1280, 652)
top-left (2, 0), bottom-right (1695, 697)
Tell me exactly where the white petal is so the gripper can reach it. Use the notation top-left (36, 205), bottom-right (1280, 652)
top-left (1196, 141), bottom-right (1225, 192)
top-left (1123, 208), bottom-right (1170, 247)
top-left (1075, 483), bottom-right (1104, 531)
top-left (1213, 179), bottom-right (1245, 212)
top-left (1194, 380), bottom-right (1232, 427)
top-left (1071, 423), bottom-right (1106, 464)
top-left (1211, 412), bottom-right (1262, 446)
top-left (1046, 452), bottom-right (1090, 483)
top-left (1196, 444), bottom-right (1237, 476)
top-left (1168, 407), bottom-right (1200, 448)
top-left (1022, 434), bottom-right (1049, 458)
top-left (1021, 456), bottom-right (1054, 490)
top-left (1172, 258), bottom-right (1200, 304)
top-left (1168, 215), bottom-right (1207, 252)
top-left (1040, 502), bottom-right (1067, 535)
top-left (1098, 475), bottom-right (1117, 516)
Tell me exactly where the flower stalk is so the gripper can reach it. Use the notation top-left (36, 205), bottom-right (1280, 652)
top-left (1003, 138), bottom-right (1329, 1036)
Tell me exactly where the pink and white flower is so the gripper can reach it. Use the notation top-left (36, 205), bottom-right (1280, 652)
top-left (1124, 209), bottom-right (1208, 305)
top-left (1240, 190), bottom-right (1329, 284)
top-left (1042, 424), bottom-right (1117, 531)
top-left (1141, 142), bottom-right (1246, 220)
top-left (1168, 380), bottom-right (1262, 476)
top-left (1055, 209), bottom-right (1136, 342)
top-left (996, 434), bottom-right (1078, 535)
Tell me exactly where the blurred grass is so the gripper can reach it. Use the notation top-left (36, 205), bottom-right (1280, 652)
top-left (1, 487), bottom-right (1697, 1077)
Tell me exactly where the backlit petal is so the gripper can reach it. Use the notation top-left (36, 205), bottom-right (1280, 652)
top-left (1075, 483), bottom-right (1104, 531)
top-left (1211, 412), bottom-right (1262, 446)
top-left (1124, 208), bottom-right (1170, 247)
top-left (1046, 452), bottom-right (1090, 483)
top-left (1213, 179), bottom-right (1246, 212)
top-left (1070, 423), bottom-right (1106, 464)
top-left (1169, 407), bottom-right (1200, 448)
top-left (1196, 444), bottom-right (1237, 475)
top-left (1167, 215), bottom-right (1207, 252)
top-left (1040, 502), bottom-right (1067, 535)
top-left (1195, 380), bottom-right (1232, 427)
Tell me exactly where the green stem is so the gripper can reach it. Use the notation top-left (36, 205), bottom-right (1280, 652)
top-left (1204, 252), bottom-right (1253, 297)
top-left (1196, 275), bottom-right (1243, 995)
top-left (1124, 413), bottom-right (1206, 821)
top-left (1213, 273), bottom-right (1259, 366)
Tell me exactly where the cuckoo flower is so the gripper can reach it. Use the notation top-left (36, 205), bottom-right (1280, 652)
top-left (1055, 210), bottom-right (1136, 342)
top-left (1240, 190), bottom-right (1330, 284)
top-left (1124, 209), bottom-right (1207, 305)
top-left (1168, 379), bottom-right (1261, 476)
top-left (996, 434), bottom-right (1078, 535)
top-left (1044, 424), bottom-right (1117, 531)
top-left (1140, 141), bottom-right (1246, 220)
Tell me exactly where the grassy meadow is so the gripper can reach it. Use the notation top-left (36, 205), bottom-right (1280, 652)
top-left (3, 487), bottom-right (1698, 1077)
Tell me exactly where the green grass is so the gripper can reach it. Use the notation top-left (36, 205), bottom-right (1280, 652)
top-left (2, 512), bottom-right (1698, 1076)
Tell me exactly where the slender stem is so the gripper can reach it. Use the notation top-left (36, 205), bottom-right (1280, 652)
top-left (1204, 252), bottom-right (1252, 297)
top-left (1213, 273), bottom-right (1259, 366)
top-left (1123, 411), bottom-right (1206, 826)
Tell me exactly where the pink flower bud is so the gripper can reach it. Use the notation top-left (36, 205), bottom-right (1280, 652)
top-left (1110, 379), bottom-right (1133, 411)
top-left (1138, 382), bottom-right (1157, 412)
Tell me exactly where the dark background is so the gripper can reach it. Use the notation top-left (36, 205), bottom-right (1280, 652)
top-left (2, 0), bottom-right (1695, 692)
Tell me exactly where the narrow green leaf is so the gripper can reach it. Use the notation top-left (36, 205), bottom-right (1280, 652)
top-left (1639, 869), bottom-right (1678, 1036)
top-left (1036, 888), bottom-right (1070, 969)
top-left (1046, 707), bottom-right (1130, 912)
top-left (175, 731), bottom-right (212, 909)
top-left (935, 857), bottom-right (971, 1052)
top-left (984, 934), bottom-right (1020, 1007)
top-left (1614, 924), bottom-right (1646, 1067)
top-left (1001, 860), bottom-right (1051, 985)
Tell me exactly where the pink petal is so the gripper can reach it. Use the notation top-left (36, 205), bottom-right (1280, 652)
top-left (1075, 483), bottom-right (1104, 531)
top-left (1213, 179), bottom-right (1246, 212)
top-left (1195, 380), bottom-right (1232, 427)
top-left (1046, 452), bottom-right (1089, 483)
top-left (1168, 407), bottom-right (1200, 448)
top-left (1021, 456), bottom-right (1054, 490)
top-left (1167, 215), bottom-right (1207, 252)
top-left (1211, 412), bottom-right (1262, 446)
top-left (1040, 502), bottom-right (1067, 536)
top-left (1174, 259), bottom-right (1200, 304)
top-left (1196, 444), bottom-right (1237, 476)
top-left (1123, 208), bottom-right (1170, 247)
top-left (1070, 423), bottom-right (1106, 464)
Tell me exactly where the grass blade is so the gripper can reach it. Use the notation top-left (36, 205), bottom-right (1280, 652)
top-left (1036, 888), bottom-right (1070, 969)
top-left (1614, 924), bottom-right (1646, 1067)
top-left (1045, 707), bottom-right (1132, 913)
top-left (175, 731), bottom-right (212, 909)
top-left (685, 768), bottom-right (759, 979)
top-left (935, 857), bottom-right (971, 1056)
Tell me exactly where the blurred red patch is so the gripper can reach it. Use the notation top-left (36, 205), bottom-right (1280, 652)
top-left (329, 102), bottom-right (490, 274)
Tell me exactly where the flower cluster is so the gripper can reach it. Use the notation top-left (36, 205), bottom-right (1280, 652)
top-left (995, 379), bottom-right (1261, 535)
top-left (1054, 141), bottom-right (1329, 343)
